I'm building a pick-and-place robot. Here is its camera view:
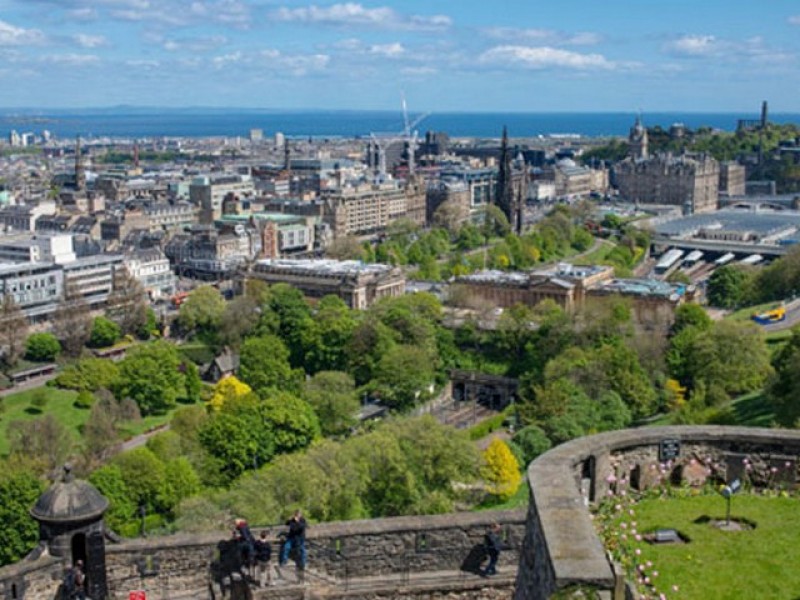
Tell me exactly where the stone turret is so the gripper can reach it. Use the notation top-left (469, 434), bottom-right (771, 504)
top-left (629, 115), bottom-right (649, 160)
top-left (30, 465), bottom-right (109, 599)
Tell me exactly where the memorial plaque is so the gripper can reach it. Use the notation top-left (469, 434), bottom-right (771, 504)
top-left (659, 439), bottom-right (680, 462)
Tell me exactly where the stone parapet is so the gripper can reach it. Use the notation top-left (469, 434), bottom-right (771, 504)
top-left (513, 426), bottom-right (800, 600)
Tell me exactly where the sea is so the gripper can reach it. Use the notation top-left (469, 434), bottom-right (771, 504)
top-left (1, 109), bottom-right (799, 140)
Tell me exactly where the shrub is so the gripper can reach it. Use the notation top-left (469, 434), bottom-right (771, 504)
top-left (75, 390), bottom-right (95, 409)
top-left (89, 317), bottom-right (121, 348)
top-left (24, 333), bottom-right (60, 362)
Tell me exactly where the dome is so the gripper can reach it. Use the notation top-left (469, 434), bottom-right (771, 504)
top-left (30, 466), bottom-right (109, 524)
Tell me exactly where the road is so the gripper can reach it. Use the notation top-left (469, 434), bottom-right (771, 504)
top-left (761, 299), bottom-right (800, 333)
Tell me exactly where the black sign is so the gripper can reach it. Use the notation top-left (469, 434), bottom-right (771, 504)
top-left (659, 439), bottom-right (681, 462)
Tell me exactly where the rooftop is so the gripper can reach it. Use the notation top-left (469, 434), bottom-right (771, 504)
top-left (655, 208), bottom-right (800, 239)
top-left (254, 258), bottom-right (395, 276)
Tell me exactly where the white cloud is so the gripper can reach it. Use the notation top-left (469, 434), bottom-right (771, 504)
top-left (483, 27), bottom-right (602, 46)
top-left (271, 3), bottom-right (451, 31)
top-left (368, 42), bottom-right (404, 57)
top-left (665, 35), bottom-right (719, 57)
top-left (162, 35), bottom-right (228, 52)
top-left (664, 34), bottom-right (795, 65)
top-left (478, 45), bottom-right (615, 70)
top-left (41, 53), bottom-right (100, 66)
top-left (260, 49), bottom-right (330, 75)
top-left (0, 20), bottom-right (46, 46)
top-left (73, 33), bottom-right (108, 48)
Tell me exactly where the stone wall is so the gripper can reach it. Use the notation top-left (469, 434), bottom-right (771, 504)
top-left (513, 426), bottom-right (800, 600)
top-left (0, 509), bottom-right (524, 600)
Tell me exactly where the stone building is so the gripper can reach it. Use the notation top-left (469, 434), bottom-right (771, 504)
top-left (246, 258), bottom-right (406, 309)
top-left (455, 264), bottom-right (694, 331)
top-left (719, 161), bottom-right (747, 196)
top-left (322, 182), bottom-right (409, 238)
top-left (189, 175), bottom-right (256, 224)
top-left (615, 153), bottom-right (720, 213)
top-left (426, 179), bottom-right (471, 228)
top-left (496, 127), bottom-right (527, 234)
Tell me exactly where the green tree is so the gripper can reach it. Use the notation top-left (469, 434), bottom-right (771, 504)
top-left (111, 447), bottom-right (167, 513)
top-left (89, 465), bottom-right (137, 532)
top-left (269, 283), bottom-right (314, 367)
top-left (303, 295), bottom-right (357, 373)
top-left (24, 332), bottom-right (60, 362)
top-left (346, 316), bottom-right (397, 385)
top-left (672, 303), bottom-right (712, 335)
top-left (687, 320), bottom-right (772, 397)
top-left (199, 408), bottom-right (274, 483)
top-left (0, 464), bottom-right (44, 565)
top-left (768, 328), bottom-right (800, 426)
top-left (512, 425), bottom-right (552, 466)
top-left (371, 345), bottom-right (436, 410)
top-left (113, 341), bottom-right (185, 415)
top-left (89, 316), bottom-right (121, 348)
top-left (238, 334), bottom-right (297, 396)
top-left (303, 371), bottom-right (359, 437)
top-left (707, 265), bottom-right (752, 308)
top-left (343, 430), bottom-right (420, 516)
top-left (183, 360), bottom-right (202, 403)
top-left (178, 285), bottom-right (226, 336)
top-left (260, 391), bottom-right (321, 454)
top-left (160, 457), bottom-right (201, 513)
top-left (55, 357), bottom-right (120, 392)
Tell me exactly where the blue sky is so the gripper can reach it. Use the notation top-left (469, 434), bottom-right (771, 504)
top-left (1, 0), bottom-right (800, 111)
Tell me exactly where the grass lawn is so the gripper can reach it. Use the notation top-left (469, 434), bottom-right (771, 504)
top-left (608, 494), bottom-right (800, 599)
top-left (726, 392), bottom-right (776, 428)
top-left (573, 240), bottom-right (615, 266)
top-left (0, 387), bottom-right (81, 455)
top-left (0, 386), bottom-right (183, 455)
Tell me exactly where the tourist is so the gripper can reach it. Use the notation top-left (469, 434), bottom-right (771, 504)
top-left (483, 523), bottom-right (504, 576)
top-left (234, 519), bottom-right (255, 579)
top-left (69, 559), bottom-right (86, 600)
top-left (279, 510), bottom-right (307, 570)
top-left (254, 530), bottom-right (273, 587)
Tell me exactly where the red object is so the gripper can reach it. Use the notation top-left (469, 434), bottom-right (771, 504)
top-left (130, 592), bottom-right (146, 600)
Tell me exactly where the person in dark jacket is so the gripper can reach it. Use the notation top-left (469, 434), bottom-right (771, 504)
top-left (253, 530), bottom-right (273, 587)
top-left (235, 519), bottom-right (256, 579)
top-left (279, 510), bottom-right (307, 570)
top-left (484, 523), bottom-right (504, 576)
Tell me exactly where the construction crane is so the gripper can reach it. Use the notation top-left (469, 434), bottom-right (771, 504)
top-left (368, 97), bottom-right (429, 181)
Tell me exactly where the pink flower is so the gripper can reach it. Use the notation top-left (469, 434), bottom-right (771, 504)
top-left (743, 458), bottom-right (749, 464)
top-left (644, 577), bottom-right (650, 584)
top-left (771, 467), bottom-right (778, 473)
top-left (620, 490), bottom-right (627, 496)
top-left (646, 561), bottom-right (653, 567)
top-left (635, 548), bottom-right (642, 555)
top-left (672, 585), bottom-right (680, 592)
top-left (635, 534), bottom-right (643, 541)
top-left (621, 522), bottom-right (628, 529)
top-left (615, 504), bottom-right (622, 511)
top-left (632, 521), bottom-right (638, 527)
top-left (786, 461), bottom-right (792, 468)
top-left (660, 595), bottom-right (667, 600)
top-left (653, 571), bottom-right (659, 577)
top-left (638, 564), bottom-right (646, 572)
top-left (690, 458), bottom-right (697, 465)
top-left (629, 509), bottom-right (636, 516)
top-left (606, 474), bottom-right (617, 483)
top-left (620, 533), bottom-right (628, 541)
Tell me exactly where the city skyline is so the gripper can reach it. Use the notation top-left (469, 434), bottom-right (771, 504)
top-left (1, 0), bottom-right (800, 112)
